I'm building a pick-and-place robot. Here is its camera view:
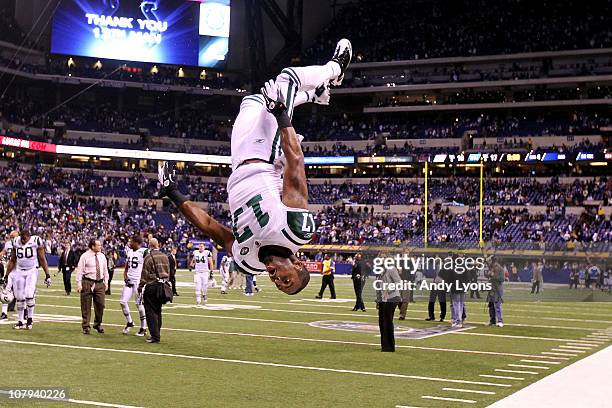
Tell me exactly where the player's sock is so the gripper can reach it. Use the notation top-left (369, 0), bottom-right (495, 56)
top-left (16, 300), bottom-right (25, 322)
top-left (1, 303), bottom-right (7, 314)
top-left (121, 302), bottom-right (133, 323)
top-left (25, 298), bottom-right (35, 321)
top-left (196, 294), bottom-right (201, 304)
top-left (138, 304), bottom-right (146, 329)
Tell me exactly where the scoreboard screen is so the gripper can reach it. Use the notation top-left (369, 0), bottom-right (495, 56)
top-left (50, 0), bottom-right (230, 68)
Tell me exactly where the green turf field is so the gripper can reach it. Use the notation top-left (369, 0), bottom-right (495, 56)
top-left (1, 271), bottom-right (611, 408)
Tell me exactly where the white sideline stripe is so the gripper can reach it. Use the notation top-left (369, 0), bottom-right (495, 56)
top-left (452, 332), bottom-right (601, 344)
top-left (422, 396), bottom-right (476, 404)
top-left (551, 348), bottom-right (584, 354)
top-left (480, 375), bottom-right (524, 381)
top-left (442, 388), bottom-right (496, 395)
top-left (508, 364), bottom-right (549, 370)
top-left (495, 369), bottom-right (538, 375)
top-left (0, 392), bottom-right (141, 408)
top-left (520, 360), bottom-right (561, 365)
top-left (558, 345), bottom-right (592, 350)
top-left (488, 346), bottom-right (612, 408)
top-left (395, 405), bottom-right (424, 408)
top-left (38, 319), bottom-right (563, 360)
top-left (35, 302), bottom-right (605, 334)
top-left (0, 339), bottom-right (512, 388)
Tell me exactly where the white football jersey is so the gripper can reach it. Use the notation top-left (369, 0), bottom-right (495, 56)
top-left (220, 255), bottom-right (231, 272)
top-left (13, 235), bottom-right (43, 270)
top-left (192, 249), bottom-right (212, 273)
top-left (228, 163), bottom-right (315, 275)
top-left (126, 247), bottom-right (148, 281)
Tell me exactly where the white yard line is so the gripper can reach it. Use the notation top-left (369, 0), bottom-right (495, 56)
top-left (442, 388), bottom-right (496, 395)
top-left (479, 374), bottom-right (524, 381)
top-left (495, 369), bottom-right (538, 375)
top-left (519, 360), bottom-right (561, 365)
top-left (0, 391), bottom-right (142, 408)
top-left (541, 351), bottom-right (577, 357)
top-left (422, 396), bottom-right (476, 404)
top-left (551, 348), bottom-right (584, 354)
top-left (565, 343), bottom-right (596, 348)
top-left (508, 364), bottom-right (549, 370)
top-left (34, 301), bottom-right (606, 334)
top-left (488, 346), bottom-right (612, 408)
top-left (0, 339), bottom-right (512, 388)
top-left (557, 345), bottom-right (592, 350)
top-left (36, 318), bottom-right (564, 360)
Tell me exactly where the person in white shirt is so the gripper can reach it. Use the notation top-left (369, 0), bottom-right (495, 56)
top-left (75, 239), bottom-right (108, 335)
top-left (190, 243), bottom-right (213, 306)
top-left (6, 230), bottom-right (51, 330)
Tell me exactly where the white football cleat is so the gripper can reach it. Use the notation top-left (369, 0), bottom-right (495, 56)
top-left (330, 38), bottom-right (352, 86)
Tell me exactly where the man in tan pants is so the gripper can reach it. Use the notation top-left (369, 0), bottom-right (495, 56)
top-left (76, 239), bottom-right (108, 335)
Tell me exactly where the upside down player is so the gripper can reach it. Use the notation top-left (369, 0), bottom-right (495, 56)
top-left (158, 39), bottom-right (352, 295)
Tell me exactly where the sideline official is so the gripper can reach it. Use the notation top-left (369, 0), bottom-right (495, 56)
top-left (351, 253), bottom-right (366, 311)
top-left (316, 253), bottom-right (336, 299)
top-left (76, 239), bottom-right (108, 334)
top-left (58, 242), bottom-right (78, 296)
top-left (139, 238), bottom-right (171, 344)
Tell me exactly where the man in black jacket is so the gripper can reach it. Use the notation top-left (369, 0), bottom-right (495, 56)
top-left (351, 253), bottom-right (366, 311)
top-left (167, 247), bottom-right (179, 296)
top-left (58, 242), bottom-right (78, 296)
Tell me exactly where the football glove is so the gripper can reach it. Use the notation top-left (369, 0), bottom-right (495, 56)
top-left (311, 81), bottom-right (330, 105)
top-left (261, 79), bottom-right (287, 115)
top-left (158, 161), bottom-right (177, 191)
top-left (44, 277), bottom-right (52, 287)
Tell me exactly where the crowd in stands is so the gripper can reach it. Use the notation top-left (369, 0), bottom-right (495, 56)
top-left (0, 161), bottom-right (610, 253)
top-left (348, 60), bottom-right (612, 88)
top-left (304, 0), bottom-right (612, 63)
top-left (375, 86), bottom-right (611, 107)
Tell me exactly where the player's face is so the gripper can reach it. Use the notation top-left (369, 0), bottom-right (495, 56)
top-left (20, 232), bottom-right (30, 242)
top-left (199, 244), bottom-right (205, 251)
top-left (265, 256), bottom-right (303, 294)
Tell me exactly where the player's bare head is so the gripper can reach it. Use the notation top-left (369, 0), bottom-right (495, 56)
top-left (262, 248), bottom-right (310, 295)
top-left (9, 230), bottom-right (18, 239)
top-left (19, 229), bottom-right (30, 241)
top-left (199, 243), bottom-right (205, 251)
top-left (130, 234), bottom-right (143, 249)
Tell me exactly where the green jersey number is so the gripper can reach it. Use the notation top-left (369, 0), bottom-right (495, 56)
top-left (232, 194), bottom-right (270, 244)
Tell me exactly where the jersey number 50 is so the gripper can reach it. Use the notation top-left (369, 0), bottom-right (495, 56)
top-left (15, 247), bottom-right (34, 259)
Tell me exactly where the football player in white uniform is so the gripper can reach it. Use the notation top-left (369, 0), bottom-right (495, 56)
top-left (6, 230), bottom-right (51, 330)
top-left (219, 254), bottom-right (231, 294)
top-left (120, 235), bottom-right (148, 336)
top-left (1, 231), bottom-right (19, 320)
top-left (190, 243), bottom-right (213, 306)
top-left (158, 39), bottom-right (352, 295)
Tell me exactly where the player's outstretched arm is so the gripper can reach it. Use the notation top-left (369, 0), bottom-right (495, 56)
top-left (158, 161), bottom-right (234, 254)
top-left (261, 79), bottom-right (308, 210)
top-left (178, 202), bottom-right (235, 255)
